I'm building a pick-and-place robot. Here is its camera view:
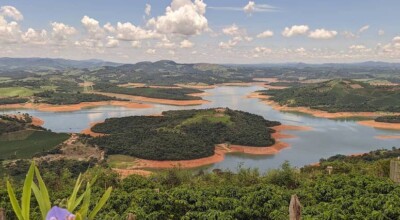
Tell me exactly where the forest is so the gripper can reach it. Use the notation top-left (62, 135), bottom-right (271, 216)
top-left (34, 90), bottom-right (120, 105)
top-left (261, 79), bottom-right (400, 112)
top-left (375, 115), bottom-right (400, 123)
top-left (89, 108), bottom-right (280, 160)
top-left (2, 147), bottom-right (400, 219)
top-left (93, 83), bottom-right (203, 100)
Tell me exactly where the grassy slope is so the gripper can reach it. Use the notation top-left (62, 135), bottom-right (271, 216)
top-left (0, 87), bottom-right (35, 97)
top-left (0, 130), bottom-right (70, 159)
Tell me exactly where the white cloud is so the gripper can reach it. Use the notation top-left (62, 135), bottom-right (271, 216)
top-left (146, 48), bottom-right (156, 54)
top-left (219, 40), bottom-right (238, 49)
top-left (22, 28), bottom-right (47, 44)
top-left (156, 37), bottom-right (176, 49)
top-left (51, 22), bottom-right (76, 41)
top-left (257, 30), bottom-right (274, 38)
top-left (222, 24), bottom-right (240, 36)
top-left (116, 22), bottom-right (159, 41)
top-left (81, 16), bottom-right (104, 40)
top-left (105, 36), bottom-right (119, 48)
top-left (359, 25), bottom-right (370, 33)
top-left (378, 30), bottom-right (385, 36)
top-left (0, 6), bottom-right (23, 21)
top-left (103, 23), bottom-right (115, 33)
top-left (180, 39), bottom-right (194, 48)
top-left (243, 1), bottom-right (276, 14)
top-left (145, 4), bottom-right (152, 16)
top-left (282, 25), bottom-right (309, 37)
top-left (342, 31), bottom-right (357, 39)
top-left (253, 46), bottom-right (272, 56)
top-left (243, 1), bottom-right (255, 14)
top-left (147, 0), bottom-right (208, 36)
top-left (0, 16), bottom-right (21, 43)
top-left (349, 45), bottom-right (366, 50)
top-left (295, 47), bottom-right (306, 53)
top-left (131, 41), bottom-right (141, 48)
top-left (308, 29), bottom-right (337, 39)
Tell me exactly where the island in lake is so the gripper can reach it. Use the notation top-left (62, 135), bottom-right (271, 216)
top-left (88, 108), bottom-right (282, 161)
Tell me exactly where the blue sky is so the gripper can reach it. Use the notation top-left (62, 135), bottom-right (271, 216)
top-left (0, 0), bottom-right (399, 63)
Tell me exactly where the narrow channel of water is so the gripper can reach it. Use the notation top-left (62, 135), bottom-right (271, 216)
top-left (2, 86), bottom-right (399, 173)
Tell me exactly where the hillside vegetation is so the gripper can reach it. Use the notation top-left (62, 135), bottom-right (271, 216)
top-left (89, 108), bottom-right (280, 160)
top-left (375, 115), bottom-right (400, 123)
top-left (262, 79), bottom-right (400, 112)
top-left (2, 147), bottom-right (400, 219)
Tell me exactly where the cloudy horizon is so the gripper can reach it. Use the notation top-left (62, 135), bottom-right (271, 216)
top-left (0, 0), bottom-right (399, 64)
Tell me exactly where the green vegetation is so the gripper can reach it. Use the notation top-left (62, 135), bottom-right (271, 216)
top-left (0, 97), bottom-right (29, 105)
top-left (375, 115), bottom-right (400, 123)
top-left (2, 147), bottom-right (400, 219)
top-left (89, 108), bottom-right (280, 160)
top-left (262, 79), bottom-right (400, 112)
top-left (34, 90), bottom-right (120, 105)
top-left (0, 131), bottom-right (70, 159)
top-left (93, 83), bottom-right (202, 100)
top-left (0, 87), bottom-right (36, 97)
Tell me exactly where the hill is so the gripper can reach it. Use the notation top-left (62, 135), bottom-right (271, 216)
top-left (88, 108), bottom-right (280, 160)
top-left (261, 79), bottom-right (400, 112)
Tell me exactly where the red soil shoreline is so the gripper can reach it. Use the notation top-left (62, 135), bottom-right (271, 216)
top-left (248, 92), bottom-right (397, 119)
top-left (0, 101), bottom-right (152, 112)
top-left (358, 120), bottom-right (400, 130)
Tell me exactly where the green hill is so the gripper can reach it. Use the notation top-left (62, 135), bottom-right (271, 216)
top-left (262, 79), bottom-right (400, 112)
top-left (89, 108), bottom-right (280, 160)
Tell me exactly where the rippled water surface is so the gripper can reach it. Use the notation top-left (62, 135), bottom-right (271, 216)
top-left (2, 86), bottom-right (399, 173)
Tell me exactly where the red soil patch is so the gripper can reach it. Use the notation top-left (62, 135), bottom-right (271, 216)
top-left (92, 92), bottom-right (209, 106)
top-left (31, 116), bottom-right (44, 126)
top-left (80, 122), bottom-right (106, 137)
top-left (113, 168), bottom-right (153, 177)
top-left (248, 92), bottom-right (396, 119)
top-left (375, 135), bottom-right (400, 140)
top-left (358, 120), bottom-right (400, 130)
top-left (0, 101), bottom-right (152, 112)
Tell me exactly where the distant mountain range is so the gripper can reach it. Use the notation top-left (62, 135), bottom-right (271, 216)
top-left (0, 57), bottom-right (400, 71)
top-left (0, 57), bottom-right (121, 71)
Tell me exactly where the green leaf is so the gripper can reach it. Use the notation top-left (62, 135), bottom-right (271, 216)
top-left (67, 174), bottom-right (83, 212)
top-left (31, 183), bottom-right (46, 220)
top-left (35, 167), bottom-right (51, 213)
top-left (21, 161), bottom-right (35, 220)
top-left (78, 183), bottom-right (91, 218)
top-left (7, 180), bottom-right (23, 220)
top-left (88, 187), bottom-right (112, 220)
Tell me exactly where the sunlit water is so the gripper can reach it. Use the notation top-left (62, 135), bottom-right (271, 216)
top-left (2, 86), bottom-right (399, 173)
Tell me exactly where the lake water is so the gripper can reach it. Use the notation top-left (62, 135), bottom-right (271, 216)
top-left (2, 86), bottom-right (399, 173)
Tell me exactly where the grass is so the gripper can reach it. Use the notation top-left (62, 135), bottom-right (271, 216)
top-left (181, 110), bottom-right (232, 126)
top-left (0, 130), bottom-right (70, 159)
top-left (0, 87), bottom-right (35, 98)
top-left (108, 154), bottom-right (138, 169)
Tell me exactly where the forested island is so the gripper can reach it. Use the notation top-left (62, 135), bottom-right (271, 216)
top-left (261, 79), bottom-right (400, 113)
top-left (93, 83), bottom-right (203, 100)
top-left (375, 115), bottom-right (400, 123)
top-left (89, 108), bottom-right (280, 160)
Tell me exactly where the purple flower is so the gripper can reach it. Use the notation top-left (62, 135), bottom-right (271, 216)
top-left (46, 206), bottom-right (75, 220)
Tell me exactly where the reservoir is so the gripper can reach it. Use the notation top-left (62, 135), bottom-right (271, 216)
top-left (2, 86), bottom-right (399, 172)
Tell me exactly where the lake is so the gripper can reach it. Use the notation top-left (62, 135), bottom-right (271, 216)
top-left (2, 86), bottom-right (399, 173)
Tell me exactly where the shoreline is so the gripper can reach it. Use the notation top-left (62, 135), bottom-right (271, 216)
top-left (113, 124), bottom-right (310, 172)
top-left (247, 92), bottom-right (397, 119)
top-left (0, 101), bottom-right (152, 112)
top-left (91, 91), bottom-right (209, 106)
top-left (80, 122), bottom-right (106, 137)
top-left (358, 120), bottom-right (400, 130)
top-left (375, 135), bottom-right (400, 140)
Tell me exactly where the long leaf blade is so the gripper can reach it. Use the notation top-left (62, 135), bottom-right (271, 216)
top-left (21, 162), bottom-right (35, 219)
top-left (31, 183), bottom-right (46, 220)
top-left (34, 167), bottom-right (51, 213)
top-left (6, 180), bottom-right (23, 220)
top-left (88, 187), bottom-right (112, 220)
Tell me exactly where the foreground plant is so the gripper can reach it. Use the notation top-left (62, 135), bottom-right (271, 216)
top-left (7, 162), bottom-right (112, 220)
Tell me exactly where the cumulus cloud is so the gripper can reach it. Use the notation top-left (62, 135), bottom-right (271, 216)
top-left (218, 40), bottom-right (238, 49)
top-left (147, 0), bottom-right (208, 36)
top-left (282, 25), bottom-right (309, 37)
top-left (180, 39), bottom-right (194, 48)
top-left (131, 41), bottom-right (141, 48)
top-left (81, 16), bottom-right (104, 40)
top-left (252, 46), bottom-right (272, 57)
top-left (146, 48), bottom-right (156, 54)
top-left (145, 4), bottom-right (152, 16)
top-left (378, 30), bottom-right (385, 36)
top-left (349, 45), bottom-right (366, 50)
top-left (105, 36), bottom-right (119, 48)
top-left (116, 22), bottom-right (159, 41)
top-left (103, 22), bottom-right (115, 33)
top-left (0, 6), bottom-right (23, 21)
top-left (0, 16), bottom-right (21, 43)
top-left (257, 30), bottom-right (274, 38)
top-left (21, 28), bottom-right (47, 44)
top-left (308, 29), bottom-right (337, 39)
top-left (51, 22), bottom-right (77, 41)
top-left (222, 24), bottom-right (240, 36)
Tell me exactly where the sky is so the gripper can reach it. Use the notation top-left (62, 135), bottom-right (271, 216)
top-left (0, 0), bottom-right (399, 64)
